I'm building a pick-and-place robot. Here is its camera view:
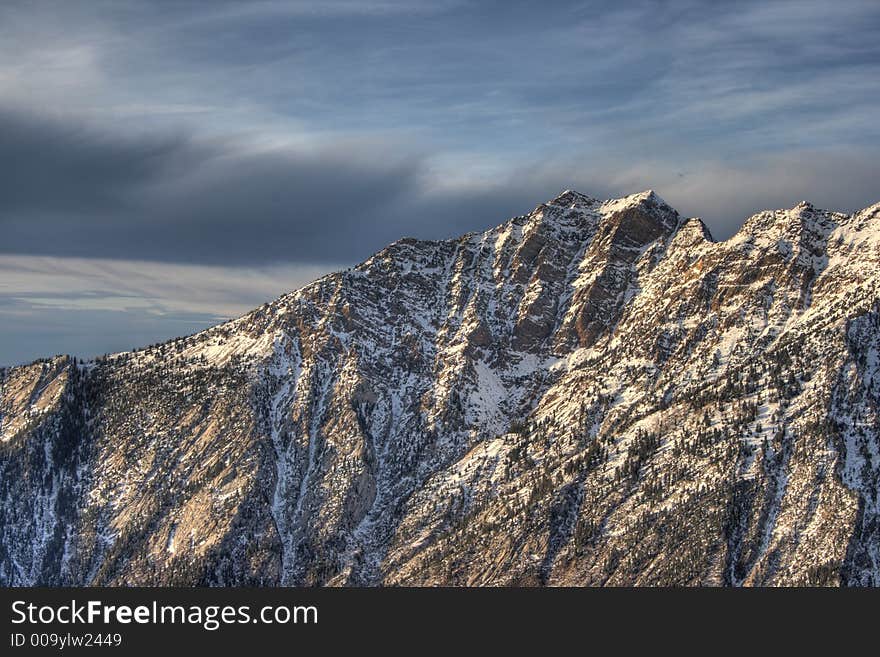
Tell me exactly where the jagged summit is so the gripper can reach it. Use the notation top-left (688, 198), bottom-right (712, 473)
top-left (546, 188), bottom-right (668, 210)
top-left (538, 190), bottom-right (879, 241)
top-left (535, 189), bottom-right (679, 239)
top-left (541, 192), bottom-right (880, 249)
top-left (594, 189), bottom-right (681, 240)
top-left (732, 200), bottom-right (847, 244)
top-left (674, 216), bottom-right (715, 244)
top-left (546, 189), bottom-right (597, 207)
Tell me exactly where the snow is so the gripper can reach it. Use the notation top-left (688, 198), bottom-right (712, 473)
top-left (4, 191), bottom-right (880, 586)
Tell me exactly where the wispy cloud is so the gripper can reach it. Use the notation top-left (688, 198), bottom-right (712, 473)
top-left (0, 256), bottom-right (331, 317)
top-left (0, 255), bottom-right (335, 365)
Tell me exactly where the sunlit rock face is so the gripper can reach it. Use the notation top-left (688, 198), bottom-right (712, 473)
top-left (2, 191), bottom-right (879, 586)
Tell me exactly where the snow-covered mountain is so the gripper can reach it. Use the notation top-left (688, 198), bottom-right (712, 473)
top-left (2, 190), bottom-right (878, 586)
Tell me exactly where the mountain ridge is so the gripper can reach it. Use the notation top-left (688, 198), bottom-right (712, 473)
top-left (1, 190), bottom-right (879, 586)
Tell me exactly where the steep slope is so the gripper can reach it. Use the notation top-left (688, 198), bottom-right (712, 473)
top-left (1, 191), bottom-right (878, 586)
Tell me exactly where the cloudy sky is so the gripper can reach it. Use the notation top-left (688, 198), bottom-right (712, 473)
top-left (2, 0), bottom-right (879, 365)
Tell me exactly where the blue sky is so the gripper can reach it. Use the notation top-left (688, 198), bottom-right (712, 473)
top-left (2, 0), bottom-right (879, 365)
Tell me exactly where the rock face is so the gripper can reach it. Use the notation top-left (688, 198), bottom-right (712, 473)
top-left (1, 190), bottom-right (879, 586)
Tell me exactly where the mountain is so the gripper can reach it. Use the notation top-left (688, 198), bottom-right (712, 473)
top-left (1, 190), bottom-right (878, 586)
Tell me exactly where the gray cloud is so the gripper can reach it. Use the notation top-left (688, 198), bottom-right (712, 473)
top-left (0, 108), bottom-right (204, 215)
top-left (2, 107), bottom-right (878, 269)
top-left (0, 108), bottom-right (557, 264)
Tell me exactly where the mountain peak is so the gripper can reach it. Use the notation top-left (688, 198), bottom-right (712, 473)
top-left (732, 200), bottom-right (841, 241)
top-left (675, 216), bottom-right (714, 244)
top-left (545, 189), bottom-right (671, 211)
top-left (617, 188), bottom-right (665, 205)
top-left (546, 189), bottom-right (597, 208)
top-left (599, 189), bottom-right (672, 211)
top-left (597, 189), bottom-right (680, 240)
